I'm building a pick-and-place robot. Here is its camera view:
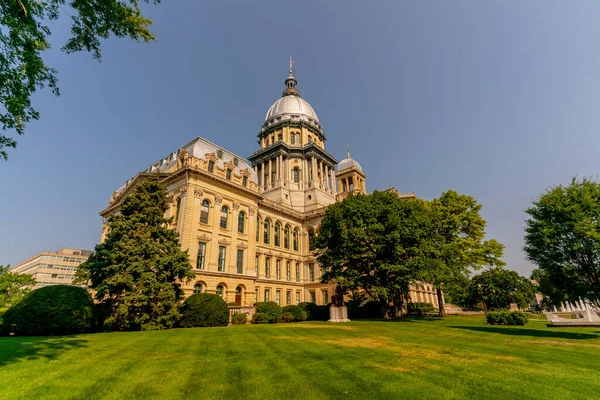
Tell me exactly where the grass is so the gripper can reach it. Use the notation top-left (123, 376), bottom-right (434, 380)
top-left (1, 316), bottom-right (600, 399)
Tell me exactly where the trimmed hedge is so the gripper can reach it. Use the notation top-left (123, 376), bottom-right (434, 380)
top-left (255, 301), bottom-right (282, 323)
top-left (252, 312), bottom-right (269, 324)
top-left (227, 302), bottom-right (239, 307)
top-left (298, 302), bottom-right (329, 321)
top-left (281, 312), bottom-right (295, 323)
top-left (231, 312), bottom-right (247, 325)
top-left (179, 293), bottom-right (229, 328)
top-left (486, 310), bottom-right (528, 326)
top-left (282, 305), bottom-right (306, 322)
top-left (2, 285), bottom-right (94, 336)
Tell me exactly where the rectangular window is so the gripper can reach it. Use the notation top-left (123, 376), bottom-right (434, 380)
top-left (255, 255), bottom-right (259, 275)
top-left (309, 263), bottom-right (315, 282)
top-left (286, 261), bottom-right (291, 281)
top-left (296, 291), bottom-right (301, 305)
top-left (242, 176), bottom-right (248, 187)
top-left (276, 260), bottom-right (281, 279)
top-left (296, 263), bottom-right (300, 282)
top-left (255, 287), bottom-right (259, 302)
top-left (265, 289), bottom-right (270, 302)
top-left (208, 160), bottom-right (215, 173)
top-left (218, 246), bottom-right (226, 272)
top-left (265, 257), bottom-right (271, 278)
top-left (309, 291), bottom-right (316, 304)
top-left (286, 290), bottom-right (291, 305)
top-left (197, 242), bottom-right (206, 270)
top-left (236, 249), bottom-right (244, 274)
top-left (322, 290), bottom-right (328, 305)
top-left (226, 169), bottom-right (232, 180)
top-left (275, 290), bottom-right (281, 305)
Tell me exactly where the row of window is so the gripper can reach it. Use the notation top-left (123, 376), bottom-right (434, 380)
top-left (256, 218), bottom-right (316, 251)
top-left (38, 264), bottom-right (78, 271)
top-left (206, 161), bottom-right (249, 186)
top-left (261, 288), bottom-right (302, 306)
top-left (41, 255), bottom-right (86, 263)
top-left (196, 243), bottom-right (245, 274)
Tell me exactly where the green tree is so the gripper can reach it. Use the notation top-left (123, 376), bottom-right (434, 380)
top-left (75, 175), bottom-right (194, 331)
top-left (530, 268), bottom-right (567, 310)
top-left (316, 191), bottom-right (432, 318)
top-left (525, 177), bottom-right (600, 304)
top-left (424, 191), bottom-right (505, 316)
top-left (0, 265), bottom-right (36, 307)
top-left (469, 267), bottom-right (536, 311)
top-left (0, 0), bottom-right (163, 161)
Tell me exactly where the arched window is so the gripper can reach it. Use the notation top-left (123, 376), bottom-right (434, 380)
top-left (194, 283), bottom-right (203, 294)
top-left (264, 219), bottom-right (271, 244)
top-left (256, 216), bottom-right (261, 242)
top-left (220, 206), bottom-right (229, 229)
top-left (284, 225), bottom-right (290, 249)
top-left (238, 211), bottom-right (245, 233)
top-left (274, 222), bottom-right (281, 247)
top-left (278, 134), bottom-right (283, 142)
top-left (216, 285), bottom-right (224, 298)
top-left (293, 228), bottom-right (299, 251)
top-left (293, 168), bottom-right (300, 183)
top-left (200, 199), bottom-right (210, 224)
top-left (308, 228), bottom-right (315, 251)
top-left (291, 133), bottom-right (295, 145)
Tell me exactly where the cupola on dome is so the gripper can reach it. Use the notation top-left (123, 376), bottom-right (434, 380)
top-left (261, 59), bottom-right (323, 136)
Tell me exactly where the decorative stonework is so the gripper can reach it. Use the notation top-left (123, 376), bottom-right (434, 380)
top-left (218, 238), bottom-right (230, 245)
top-left (194, 187), bottom-right (203, 198)
top-left (249, 208), bottom-right (256, 216)
top-left (197, 233), bottom-right (211, 241)
top-left (179, 185), bottom-right (188, 196)
top-left (238, 242), bottom-right (248, 249)
top-left (215, 195), bottom-right (223, 204)
top-left (232, 202), bottom-right (240, 210)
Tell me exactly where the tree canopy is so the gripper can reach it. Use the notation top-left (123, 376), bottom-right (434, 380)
top-left (0, 265), bottom-right (36, 308)
top-left (316, 191), bottom-right (433, 317)
top-left (0, 0), bottom-right (163, 160)
top-left (423, 190), bottom-right (505, 315)
top-left (75, 175), bottom-right (194, 331)
top-left (469, 267), bottom-right (536, 311)
top-left (525, 177), bottom-right (600, 304)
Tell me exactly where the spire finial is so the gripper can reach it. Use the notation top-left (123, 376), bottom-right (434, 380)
top-left (346, 146), bottom-right (350, 158)
top-left (289, 56), bottom-right (295, 77)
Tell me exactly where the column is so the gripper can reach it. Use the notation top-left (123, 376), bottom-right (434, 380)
top-left (278, 154), bottom-right (283, 182)
top-left (312, 157), bottom-right (317, 182)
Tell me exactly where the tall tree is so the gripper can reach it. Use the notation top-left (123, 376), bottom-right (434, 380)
top-left (530, 268), bottom-right (567, 310)
top-left (525, 177), bottom-right (600, 305)
top-left (75, 175), bottom-right (194, 331)
top-left (468, 267), bottom-right (536, 311)
top-left (316, 191), bottom-right (432, 318)
top-left (0, 265), bottom-right (36, 308)
top-left (424, 191), bottom-right (505, 316)
top-left (0, 0), bottom-right (164, 160)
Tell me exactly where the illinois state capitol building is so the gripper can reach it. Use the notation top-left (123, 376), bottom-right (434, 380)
top-left (101, 64), bottom-right (442, 308)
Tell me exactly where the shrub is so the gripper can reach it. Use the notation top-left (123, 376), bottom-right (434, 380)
top-left (255, 301), bottom-right (282, 323)
top-left (282, 305), bottom-right (304, 322)
top-left (231, 312), bottom-right (248, 325)
top-left (281, 312), bottom-right (295, 323)
top-left (407, 302), bottom-right (435, 315)
top-left (179, 293), bottom-right (229, 328)
top-left (361, 301), bottom-right (382, 319)
top-left (252, 312), bottom-right (269, 324)
top-left (227, 302), bottom-right (239, 307)
top-left (300, 310), bottom-right (308, 321)
top-left (486, 310), bottom-right (528, 326)
top-left (2, 285), bottom-right (94, 336)
top-left (298, 302), bottom-right (329, 321)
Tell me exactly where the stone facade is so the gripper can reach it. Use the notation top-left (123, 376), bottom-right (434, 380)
top-left (99, 64), bottom-right (441, 309)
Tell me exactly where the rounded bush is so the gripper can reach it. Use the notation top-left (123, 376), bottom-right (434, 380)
top-left (282, 305), bottom-right (304, 322)
top-left (2, 285), bottom-right (93, 336)
top-left (486, 310), bottom-right (528, 326)
top-left (227, 302), bottom-right (239, 307)
top-left (298, 302), bottom-right (329, 321)
top-left (361, 301), bottom-right (382, 319)
top-left (231, 312), bottom-right (248, 325)
top-left (179, 293), bottom-right (229, 328)
top-left (281, 312), bottom-right (295, 323)
top-left (255, 301), bottom-right (282, 323)
top-left (252, 312), bottom-right (269, 324)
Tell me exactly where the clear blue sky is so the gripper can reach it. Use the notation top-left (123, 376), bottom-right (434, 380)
top-left (2, 1), bottom-right (599, 277)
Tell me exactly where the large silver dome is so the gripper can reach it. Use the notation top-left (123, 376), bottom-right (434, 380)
top-left (265, 96), bottom-right (319, 123)
top-left (338, 156), bottom-right (363, 172)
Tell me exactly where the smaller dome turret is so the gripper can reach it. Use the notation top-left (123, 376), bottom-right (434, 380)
top-left (338, 148), bottom-right (363, 172)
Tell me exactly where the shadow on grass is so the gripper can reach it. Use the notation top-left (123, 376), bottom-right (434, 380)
top-left (381, 316), bottom-right (445, 323)
top-left (449, 326), bottom-right (600, 340)
top-left (0, 336), bottom-right (88, 366)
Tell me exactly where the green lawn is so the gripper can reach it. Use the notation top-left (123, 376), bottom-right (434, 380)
top-left (1, 316), bottom-right (599, 400)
